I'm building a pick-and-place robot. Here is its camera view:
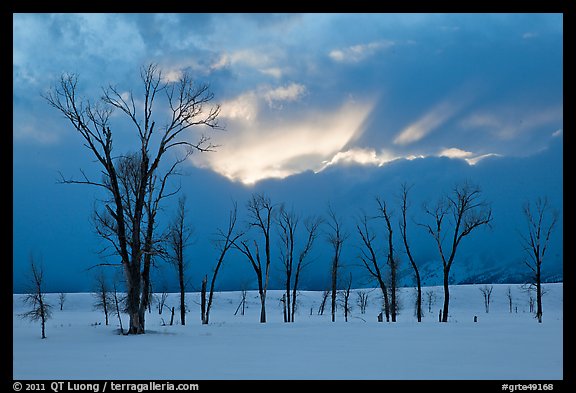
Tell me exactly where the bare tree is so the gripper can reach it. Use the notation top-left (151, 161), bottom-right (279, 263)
top-left (421, 182), bottom-right (492, 322)
top-left (340, 273), bottom-right (353, 322)
top-left (166, 196), bottom-right (192, 326)
top-left (317, 290), bottom-right (329, 315)
top-left (156, 290), bottom-right (169, 315)
top-left (399, 183), bottom-right (422, 322)
top-left (111, 274), bottom-right (125, 334)
top-left (58, 292), bottom-right (67, 311)
top-left (204, 202), bottom-right (243, 324)
top-left (506, 286), bottom-right (513, 313)
top-left (20, 256), bottom-right (52, 339)
top-left (234, 194), bottom-right (275, 323)
top-left (357, 291), bottom-right (369, 314)
top-left (93, 270), bottom-right (111, 326)
top-left (277, 207), bottom-right (321, 322)
top-left (356, 213), bottom-right (390, 322)
top-left (479, 285), bottom-right (494, 313)
top-left (376, 198), bottom-right (400, 322)
top-left (425, 289), bottom-right (437, 314)
top-left (234, 290), bottom-right (248, 316)
top-left (44, 64), bottom-right (220, 334)
top-left (326, 206), bottom-right (347, 322)
top-left (521, 197), bottom-right (558, 323)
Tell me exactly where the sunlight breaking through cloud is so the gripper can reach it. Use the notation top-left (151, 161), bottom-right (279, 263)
top-left (190, 93), bottom-right (374, 185)
top-left (394, 100), bottom-right (461, 145)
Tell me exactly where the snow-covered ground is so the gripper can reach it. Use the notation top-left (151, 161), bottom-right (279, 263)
top-left (13, 283), bottom-right (562, 380)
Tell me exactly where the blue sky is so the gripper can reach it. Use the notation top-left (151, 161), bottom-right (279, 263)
top-left (13, 13), bottom-right (563, 293)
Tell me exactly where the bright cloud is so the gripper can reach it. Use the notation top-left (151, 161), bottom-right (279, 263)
top-left (329, 40), bottom-right (395, 63)
top-left (191, 96), bottom-right (374, 185)
top-left (317, 148), bottom-right (398, 171)
top-left (394, 100), bottom-right (461, 145)
top-left (263, 83), bottom-right (306, 107)
top-left (439, 147), bottom-right (500, 165)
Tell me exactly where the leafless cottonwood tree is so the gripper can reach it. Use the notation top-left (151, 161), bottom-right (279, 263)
top-left (93, 270), bottom-right (111, 325)
top-left (521, 197), bottom-right (558, 323)
top-left (234, 194), bottom-right (275, 323)
top-left (357, 291), bottom-right (369, 314)
top-left (399, 183), bottom-right (422, 322)
top-left (44, 64), bottom-right (220, 334)
top-left (203, 202), bottom-right (243, 324)
top-left (421, 182), bottom-right (492, 322)
top-left (277, 207), bottom-right (321, 322)
top-left (425, 289), bottom-right (437, 313)
top-left (479, 285), bottom-right (494, 313)
top-left (20, 256), bottom-right (52, 339)
top-left (506, 286), bottom-right (513, 313)
top-left (326, 206), bottom-right (348, 322)
top-left (376, 198), bottom-right (399, 322)
top-left (356, 213), bottom-right (390, 322)
top-left (317, 290), bottom-right (330, 315)
top-left (58, 292), bottom-right (67, 311)
top-left (340, 273), bottom-right (353, 322)
top-left (166, 196), bottom-right (192, 326)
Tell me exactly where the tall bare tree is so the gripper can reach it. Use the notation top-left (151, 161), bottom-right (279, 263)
top-left (44, 64), bottom-right (220, 334)
top-left (521, 197), bottom-right (558, 323)
top-left (166, 196), bottom-right (192, 326)
top-left (204, 202), bottom-right (243, 324)
top-left (326, 206), bottom-right (347, 322)
top-left (421, 182), bottom-right (492, 322)
top-left (356, 213), bottom-right (390, 322)
top-left (277, 207), bottom-right (321, 322)
top-left (234, 194), bottom-right (275, 323)
top-left (376, 197), bottom-right (399, 322)
top-left (20, 255), bottom-right (52, 339)
top-left (399, 183), bottom-right (422, 322)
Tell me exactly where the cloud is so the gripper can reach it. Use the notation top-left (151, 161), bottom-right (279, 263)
top-left (394, 100), bottom-right (461, 145)
top-left (263, 83), bottom-right (306, 107)
top-left (317, 148), bottom-right (398, 171)
top-left (522, 32), bottom-right (538, 39)
top-left (329, 40), bottom-right (395, 63)
top-left (552, 129), bottom-right (562, 138)
top-left (438, 147), bottom-right (500, 165)
top-left (460, 105), bottom-right (562, 140)
top-left (190, 96), bottom-right (374, 185)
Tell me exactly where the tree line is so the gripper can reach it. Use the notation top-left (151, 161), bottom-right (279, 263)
top-left (20, 64), bottom-right (558, 338)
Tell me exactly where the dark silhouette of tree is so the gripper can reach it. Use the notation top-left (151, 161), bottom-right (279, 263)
top-left (58, 292), bottom-right (66, 311)
top-left (356, 213), bottom-right (390, 322)
top-left (20, 255), bottom-right (52, 339)
top-left (521, 197), bottom-right (558, 323)
top-left (326, 206), bottom-right (347, 322)
top-left (277, 206), bottom-right (321, 322)
top-left (204, 202), bottom-right (243, 324)
top-left (479, 285), bottom-right (493, 313)
top-left (234, 194), bottom-right (275, 323)
top-left (44, 64), bottom-right (220, 334)
top-left (421, 182), bottom-right (492, 322)
top-left (93, 270), bottom-right (111, 326)
top-left (166, 196), bottom-right (192, 326)
top-left (399, 183), bottom-right (422, 322)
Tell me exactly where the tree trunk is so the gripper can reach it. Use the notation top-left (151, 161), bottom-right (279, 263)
top-left (200, 275), bottom-right (207, 324)
top-left (442, 270), bottom-right (449, 322)
top-left (179, 264), bottom-right (186, 326)
top-left (536, 266), bottom-right (543, 323)
top-left (416, 278), bottom-right (422, 322)
top-left (260, 291), bottom-right (267, 323)
top-left (377, 278), bottom-right (390, 322)
top-left (282, 294), bottom-right (287, 322)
